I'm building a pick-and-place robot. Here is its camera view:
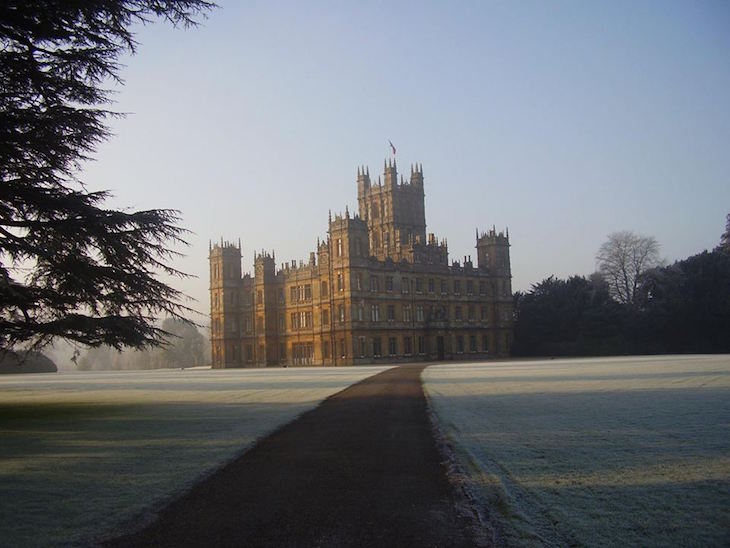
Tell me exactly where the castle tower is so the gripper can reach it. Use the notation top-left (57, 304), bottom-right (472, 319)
top-left (357, 159), bottom-right (426, 261)
top-left (476, 228), bottom-right (511, 277)
top-left (254, 251), bottom-right (278, 366)
top-left (209, 240), bottom-right (242, 368)
top-left (476, 228), bottom-right (513, 355)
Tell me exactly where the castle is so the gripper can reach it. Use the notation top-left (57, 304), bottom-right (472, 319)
top-left (210, 159), bottom-right (513, 367)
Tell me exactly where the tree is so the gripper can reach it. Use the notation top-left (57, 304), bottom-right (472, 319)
top-left (718, 213), bottom-right (730, 255)
top-left (596, 231), bottom-right (661, 305)
top-left (160, 317), bottom-right (205, 367)
top-left (512, 275), bottom-right (627, 356)
top-left (0, 1), bottom-right (214, 351)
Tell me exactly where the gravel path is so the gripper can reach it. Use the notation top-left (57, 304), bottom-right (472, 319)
top-left (104, 364), bottom-right (483, 547)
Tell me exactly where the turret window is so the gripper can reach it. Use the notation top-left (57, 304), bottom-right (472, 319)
top-left (337, 238), bottom-right (343, 257)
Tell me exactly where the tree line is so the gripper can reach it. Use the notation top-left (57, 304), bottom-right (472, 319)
top-left (512, 217), bottom-right (730, 357)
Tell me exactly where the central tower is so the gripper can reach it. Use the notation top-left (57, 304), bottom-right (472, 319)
top-left (357, 159), bottom-right (426, 261)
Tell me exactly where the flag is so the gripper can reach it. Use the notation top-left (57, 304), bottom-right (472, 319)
top-left (388, 140), bottom-right (396, 155)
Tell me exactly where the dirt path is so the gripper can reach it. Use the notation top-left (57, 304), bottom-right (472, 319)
top-left (104, 364), bottom-right (483, 547)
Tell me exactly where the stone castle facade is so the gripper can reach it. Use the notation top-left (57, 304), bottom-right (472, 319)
top-left (210, 159), bottom-right (513, 367)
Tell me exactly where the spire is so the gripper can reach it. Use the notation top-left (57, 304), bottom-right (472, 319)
top-left (345, 205), bottom-right (350, 218)
top-left (357, 165), bottom-right (361, 177)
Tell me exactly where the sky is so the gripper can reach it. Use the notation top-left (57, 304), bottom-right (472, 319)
top-left (80, 0), bottom-right (730, 320)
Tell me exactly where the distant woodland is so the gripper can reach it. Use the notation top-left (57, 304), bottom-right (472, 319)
top-left (76, 318), bottom-right (209, 371)
top-left (513, 220), bottom-right (730, 356)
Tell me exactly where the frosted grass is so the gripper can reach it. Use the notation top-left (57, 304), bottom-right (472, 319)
top-left (424, 355), bottom-right (730, 547)
top-left (0, 366), bottom-right (391, 546)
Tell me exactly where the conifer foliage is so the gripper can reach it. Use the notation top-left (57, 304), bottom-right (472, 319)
top-left (0, 1), bottom-right (214, 350)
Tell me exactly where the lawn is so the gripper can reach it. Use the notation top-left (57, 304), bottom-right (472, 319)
top-left (424, 355), bottom-right (730, 547)
top-left (0, 366), bottom-right (391, 546)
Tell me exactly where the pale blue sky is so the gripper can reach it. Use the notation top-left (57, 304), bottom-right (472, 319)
top-left (81, 0), bottom-right (730, 317)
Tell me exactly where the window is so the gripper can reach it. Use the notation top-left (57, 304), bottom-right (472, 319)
top-left (415, 278), bottom-right (423, 293)
top-left (358, 337), bottom-right (366, 358)
top-left (354, 303), bottom-right (364, 321)
top-left (455, 306), bottom-right (462, 321)
top-left (337, 273), bottom-right (344, 291)
top-left (428, 278), bottom-right (435, 293)
top-left (440, 279), bottom-right (448, 294)
top-left (339, 338), bottom-right (346, 358)
top-left (337, 238), bottom-right (343, 257)
top-left (370, 304), bottom-right (380, 322)
top-left (373, 337), bottom-right (382, 357)
top-left (468, 305), bottom-right (475, 321)
top-left (402, 277), bottom-right (410, 293)
top-left (416, 305), bottom-right (424, 322)
top-left (403, 305), bottom-right (412, 322)
top-left (385, 276), bottom-right (394, 291)
top-left (354, 238), bottom-right (362, 256)
top-left (387, 304), bottom-right (395, 322)
top-left (469, 335), bottom-right (477, 352)
top-left (322, 309), bottom-right (329, 326)
top-left (482, 335), bottom-right (489, 353)
top-left (467, 280), bottom-right (474, 295)
top-left (388, 337), bottom-right (397, 356)
top-left (245, 317), bottom-right (252, 334)
top-left (278, 315), bottom-right (285, 330)
top-left (479, 281), bottom-right (486, 296)
top-left (321, 280), bottom-right (328, 297)
top-left (356, 273), bottom-right (362, 290)
top-left (338, 304), bottom-right (345, 324)
top-left (457, 335), bottom-right (464, 353)
top-left (290, 311), bottom-right (313, 329)
top-left (370, 276), bottom-right (379, 292)
top-left (417, 336), bottom-right (425, 355)
top-left (246, 344), bottom-right (253, 362)
top-left (290, 285), bottom-right (312, 302)
top-left (454, 280), bottom-right (462, 295)
top-left (323, 340), bottom-right (331, 359)
top-left (292, 342), bottom-right (314, 365)
top-left (481, 306), bottom-right (488, 321)
top-left (404, 336), bottom-right (413, 355)
top-left (279, 343), bottom-right (286, 360)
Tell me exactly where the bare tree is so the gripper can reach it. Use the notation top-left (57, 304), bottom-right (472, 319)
top-left (596, 231), bottom-right (661, 305)
top-left (718, 213), bottom-right (730, 255)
